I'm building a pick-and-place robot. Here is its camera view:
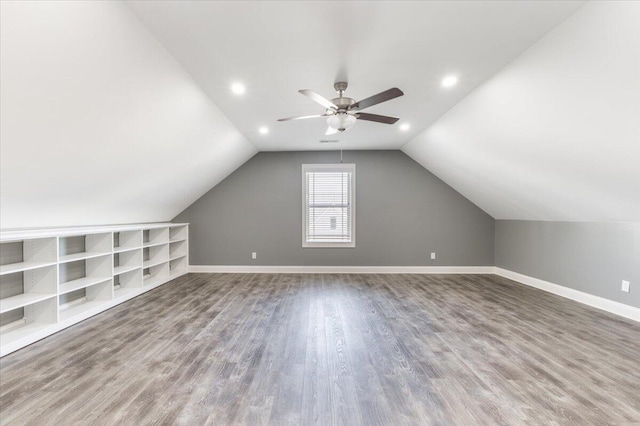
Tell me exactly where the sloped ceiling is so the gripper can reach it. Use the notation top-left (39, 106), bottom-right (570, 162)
top-left (126, 0), bottom-right (584, 151)
top-left (0, 1), bottom-right (257, 228)
top-left (403, 1), bottom-right (640, 222)
top-left (3, 1), bottom-right (636, 228)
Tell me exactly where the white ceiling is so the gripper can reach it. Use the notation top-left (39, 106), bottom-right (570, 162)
top-left (4, 1), bottom-right (635, 227)
top-left (404, 1), bottom-right (640, 222)
top-left (127, 0), bottom-right (584, 151)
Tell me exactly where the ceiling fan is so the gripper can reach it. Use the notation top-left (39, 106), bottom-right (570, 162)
top-left (278, 82), bottom-right (404, 135)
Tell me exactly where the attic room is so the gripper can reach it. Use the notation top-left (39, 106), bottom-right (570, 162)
top-left (0, 0), bottom-right (638, 424)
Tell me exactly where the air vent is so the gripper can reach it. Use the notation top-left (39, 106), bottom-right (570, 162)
top-left (319, 140), bottom-right (339, 144)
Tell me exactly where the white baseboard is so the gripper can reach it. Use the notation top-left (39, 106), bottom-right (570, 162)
top-left (189, 265), bottom-right (494, 274)
top-left (494, 267), bottom-right (640, 323)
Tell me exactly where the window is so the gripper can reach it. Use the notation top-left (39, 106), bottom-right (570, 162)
top-left (302, 164), bottom-right (355, 248)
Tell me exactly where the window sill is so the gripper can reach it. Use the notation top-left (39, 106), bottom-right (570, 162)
top-left (302, 242), bottom-right (356, 248)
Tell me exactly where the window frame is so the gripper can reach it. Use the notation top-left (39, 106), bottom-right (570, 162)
top-left (301, 163), bottom-right (356, 248)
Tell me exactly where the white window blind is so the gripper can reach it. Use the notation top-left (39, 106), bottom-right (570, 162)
top-left (302, 164), bottom-right (356, 248)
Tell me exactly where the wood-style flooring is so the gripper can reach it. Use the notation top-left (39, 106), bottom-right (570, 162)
top-left (1, 273), bottom-right (639, 425)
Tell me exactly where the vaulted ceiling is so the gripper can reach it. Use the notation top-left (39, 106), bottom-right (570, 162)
top-left (127, 0), bottom-right (584, 151)
top-left (1, 1), bottom-right (638, 227)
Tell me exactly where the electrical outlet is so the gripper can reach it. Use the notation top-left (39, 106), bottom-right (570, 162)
top-left (621, 280), bottom-right (630, 293)
top-left (252, 252), bottom-right (257, 260)
top-left (430, 252), bottom-right (436, 260)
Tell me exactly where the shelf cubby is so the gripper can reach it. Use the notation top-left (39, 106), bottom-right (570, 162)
top-left (0, 296), bottom-right (57, 347)
top-left (58, 233), bottom-right (112, 263)
top-left (113, 249), bottom-right (142, 275)
top-left (169, 240), bottom-right (187, 260)
top-left (169, 256), bottom-right (188, 277)
top-left (169, 225), bottom-right (188, 242)
top-left (0, 265), bottom-right (57, 314)
top-left (113, 268), bottom-right (143, 298)
top-left (59, 254), bottom-right (112, 294)
top-left (113, 230), bottom-right (142, 253)
top-left (58, 279), bottom-right (112, 322)
top-left (143, 263), bottom-right (169, 286)
top-left (0, 238), bottom-right (57, 276)
top-left (142, 244), bottom-right (169, 269)
top-left (59, 276), bottom-right (112, 296)
top-left (143, 228), bottom-right (169, 247)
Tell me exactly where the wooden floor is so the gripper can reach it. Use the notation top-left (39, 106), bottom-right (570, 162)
top-left (1, 273), bottom-right (639, 425)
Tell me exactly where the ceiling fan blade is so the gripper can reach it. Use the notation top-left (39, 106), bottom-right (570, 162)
top-left (325, 127), bottom-right (339, 135)
top-left (355, 113), bottom-right (400, 125)
top-left (299, 89), bottom-right (337, 110)
top-left (350, 88), bottom-right (404, 111)
top-left (277, 113), bottom-right (331, 122)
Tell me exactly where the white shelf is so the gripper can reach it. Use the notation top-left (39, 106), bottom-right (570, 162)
top-left (170, 253), bottom-right (187, 262)
top-left (0, 261), bottom-right (56, 276)
top-left (170, 239), bottom-right (186, 244)
top-left (0, 322), bottom-right (56, 347)
top-left (170, 270), bottom-right (187, 279)
top-left (143, 259), bottom-right (168, 269)
top-left (59, 276), bottom-right (111, 295)
top-left (59, 300), bottom-right (105, 323)
top-left (114, 265), bottom-right (141, 275)
top-left (113, 246), bottom-right (141, 254)
top-left (114, 286), bottom-right (138, 299)
top-left (142, 241), bottom-right (168, 249)
top-left (0, 293), bottom-right (56, 314)
top-left (58, 251), bottom-right (111, 263)
top-left (143, 275), bottom-right (168, 287)
top-left (1, 223), bottom-right (188, 240)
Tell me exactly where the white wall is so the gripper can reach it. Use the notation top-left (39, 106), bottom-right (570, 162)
top-left (403, 1), bottom-right (640, 222)
top-left (0, 1), bottom-right (257, 229)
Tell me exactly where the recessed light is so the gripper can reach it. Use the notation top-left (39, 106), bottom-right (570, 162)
top-left (400, 123), bottom-right (410, 132)
top-left (231, 82), bottom-right (246, 95)
top-left (441, 75), bottom-right (458, 88)
top-left (259, 126), bottom-right (269, 135)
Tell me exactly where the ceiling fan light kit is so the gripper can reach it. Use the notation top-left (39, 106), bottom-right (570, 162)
top-left (327, 113), bottom-right (357, 132)
top-left (278, 81), bottom-right (403, 134)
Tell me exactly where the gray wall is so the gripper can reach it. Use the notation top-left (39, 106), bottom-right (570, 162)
top-left (495, 221), bottom-right (640, 308)
top-left (174, 151), bottom-right (495, 266)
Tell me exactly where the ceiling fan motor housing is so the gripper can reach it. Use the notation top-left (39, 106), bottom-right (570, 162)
top-left (331, 82), bottom-right (355, 112)
top-left (331, 97), bottom-right (355, 111)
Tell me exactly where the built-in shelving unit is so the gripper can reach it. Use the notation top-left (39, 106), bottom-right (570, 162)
top-left (0, 223), bottom-right (188, 356)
